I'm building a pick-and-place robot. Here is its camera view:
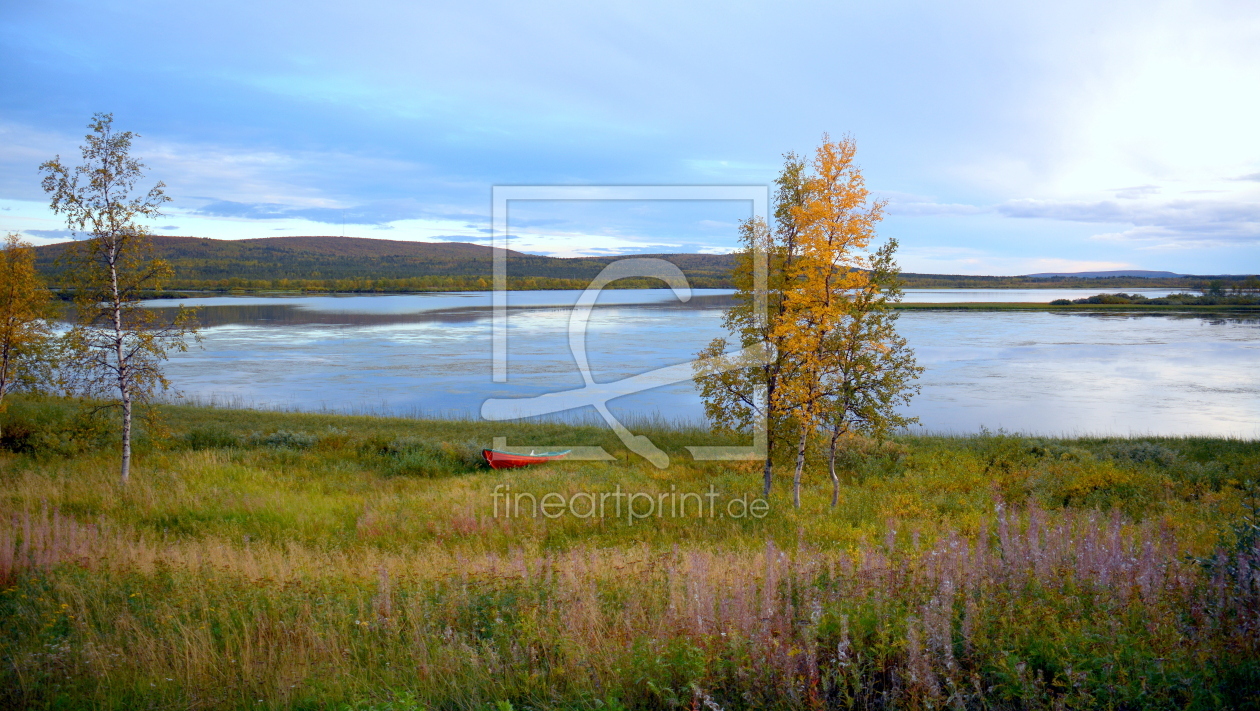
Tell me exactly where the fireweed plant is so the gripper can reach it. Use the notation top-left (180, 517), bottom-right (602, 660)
top-left (1, 396), bottom-right (1258, 710)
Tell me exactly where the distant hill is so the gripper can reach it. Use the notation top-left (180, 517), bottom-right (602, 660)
top-left (32, 235), bottom-right (737, 291)
top-left (34, 235), bottom-right (527, 266)
top-left (1022, 270), bottom-right (1185, 278)
top-left (30, 235), bottom-right (1249, 293)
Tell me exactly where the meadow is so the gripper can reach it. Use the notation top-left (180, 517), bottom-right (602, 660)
top-left (1, 395), bottom-right (1258, 710)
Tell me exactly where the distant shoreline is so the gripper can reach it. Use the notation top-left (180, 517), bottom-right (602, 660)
top-left (72, 288), bottom-right (1260, 310)
top-left (894, 302), bottom-right (1260, 312)
top-left (32, 235), bottom-right (1257, 294)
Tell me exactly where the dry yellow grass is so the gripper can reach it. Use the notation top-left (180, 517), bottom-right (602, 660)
top-left (1, 400), bottom-right (1258, 709)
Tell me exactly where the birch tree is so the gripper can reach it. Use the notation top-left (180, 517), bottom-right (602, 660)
top-left (0, 233), bottom-right (55, 437)
top-left (694, 153), bottom-right (808, 497)
top-left (816, 237), bottom-right (921, 507)
top-left (40, 114), bottom-right (196, 484)
top-left (771, 136), bottom-right (885, 507)
top-left (697, 136), bottom-right (920, 507)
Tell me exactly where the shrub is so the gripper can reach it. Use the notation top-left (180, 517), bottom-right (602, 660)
top-left (1192, 480), bottom-right (1260, 582)
top-left (182, 427), bottom-right (242, 450)
top-left (1069, 293), bottom-right (1150, 305)
top-left (316, 426), bottom-right (351, 451)
top-left (450, 439), bottom-right (489, 469)
top-left (378, 436), bottom-right (423, 456)
top-left (1105, 441), bottom-right (1178, 467)
top-left (971, 430), bottom-right (1038, 474)
top-left (0, 397), bottom-right (110, 457)
top-left (1176, 459), bottom-right (1229, 491)
top-left (1044, 461), bottom-right (1144, 508)
top-left (253, 429), bottom-right (319, 450)
top-left (1028, 440), bottom-right (1094, 462)
top-left (830, 435), bottom-right (910, 483)
top-left (377, 437), bottom-right (486, 477)
top-left (385, 447), bottom-right (450, 477)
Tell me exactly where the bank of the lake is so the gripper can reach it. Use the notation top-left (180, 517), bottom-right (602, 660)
top-left (1, 398), bottom-right (1258, 710)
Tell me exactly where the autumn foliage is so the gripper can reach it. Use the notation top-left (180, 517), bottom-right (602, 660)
top-left (0, 233), bottom-right (54, 434)
top-left (696, 136), bottom-right (921, 507)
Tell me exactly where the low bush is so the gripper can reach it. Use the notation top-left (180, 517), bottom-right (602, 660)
top-left (0, 397), bottom-right (111, 457)
top-left (378, 437), bottom-right (485, 477)
top-left (182, 426), bottom-right (242, 450)
top-left (253, 429), bottom-right (319, 449)
top-left (1105, 440), bottom-right (1179, 467)
top-left (1028, 440), bottom-right (1094, 462)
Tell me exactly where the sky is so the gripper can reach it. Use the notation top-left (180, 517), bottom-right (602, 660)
top-left (1, 0), bottom-right (1258, 274)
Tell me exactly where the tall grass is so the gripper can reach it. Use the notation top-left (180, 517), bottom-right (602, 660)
top-left (1, 396), bottom-right (1258, 709)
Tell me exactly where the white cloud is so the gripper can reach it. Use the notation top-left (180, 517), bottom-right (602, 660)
top-left (885, 200), bottom-right (989, 217)
top-left (0, 122), bottom-right (82, 199)
top-left (696, 219), bottom-right (736, 229)
top-left (0, 198), bottom-right (79, 244)
top-left (7, 1), bottom-right (1258, 270)
top-left (997, 194), bottom-right (1260, 246)
top-left (502, 231), bottom-right (684, 258)
top-left (942, 1), bottom-right (1260, 204)
top-left (1113, 185), bottom-right (1161, 200)
top-left (1089, 226), bottom-right (1260, 250)
top-left (900, 244), bottom-right (1135, 276)
top-left (1014, 258), bottom-right (1136, 274)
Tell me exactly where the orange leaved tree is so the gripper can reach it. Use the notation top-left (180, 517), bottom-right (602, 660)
top-left (697, 136), bottom-right (919, 507)
top-left (772, 136), bottom-right (886, 507)
top-left (0, 232), bottom-right (55, 438)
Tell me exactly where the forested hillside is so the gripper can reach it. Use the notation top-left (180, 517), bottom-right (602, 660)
top-left (32, 235), bottom-right (737, 291)
top-left (30, 235), bottom-right (1250, 293)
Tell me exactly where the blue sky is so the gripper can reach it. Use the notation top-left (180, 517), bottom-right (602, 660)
top-left (1, 0), bottom-right (1258, 273)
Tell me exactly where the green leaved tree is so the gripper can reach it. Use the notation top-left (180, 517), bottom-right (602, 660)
top-left (693, 152), bottom-right (810, 497)
top-left (815, 236), bottom-right (921, 507)
top-left (40, 113), bottom-right (197, 484)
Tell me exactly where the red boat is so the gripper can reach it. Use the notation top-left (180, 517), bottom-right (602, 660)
top-left (482, 448), bottom-right (571, 470)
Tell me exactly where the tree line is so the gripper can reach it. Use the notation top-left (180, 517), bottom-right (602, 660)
top-left (1051, 288), bottom-right (1260, 306)
top-left (30, 237), bottom-right (739, 291)
top-left (44, 274), bottom-right (733, 295)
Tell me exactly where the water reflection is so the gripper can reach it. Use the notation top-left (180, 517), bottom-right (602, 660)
top-left (146, 292), bottom-right (1259, 438)
top-left (143, 290), bottom-right (736, 327)
top-left (140, 287), bottom-right (1183, 325)
top-left (900, 310), bottom-right (1258, 437)
top-left (899, 288), bottom-right (1179, 303)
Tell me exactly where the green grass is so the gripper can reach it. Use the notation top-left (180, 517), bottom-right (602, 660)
top-left (2, 396), bottom-right (1259, 710)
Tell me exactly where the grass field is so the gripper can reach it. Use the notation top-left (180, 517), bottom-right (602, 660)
top-left (2, 396), bottom-right (1259, 710)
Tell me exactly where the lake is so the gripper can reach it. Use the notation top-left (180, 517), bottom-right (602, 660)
top-left (142, 289), bottom-right (1260, 438)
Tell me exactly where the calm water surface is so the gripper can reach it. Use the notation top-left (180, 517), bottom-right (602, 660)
top-left (143, 289), bottom-right (1259, 437)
